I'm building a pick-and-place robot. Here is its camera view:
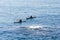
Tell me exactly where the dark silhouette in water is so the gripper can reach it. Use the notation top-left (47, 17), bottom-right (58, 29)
top-left (14, 19), bottom-right (26, 23)
top-left (26, 16), bottom-right (36, 20)
top-left (14, 16), bottom-right (36, 23)
top-left (19, 19), bottom-right (22, 23)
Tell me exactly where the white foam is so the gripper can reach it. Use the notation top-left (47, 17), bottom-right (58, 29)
top-left (28, 25), bottom-right (43, 29)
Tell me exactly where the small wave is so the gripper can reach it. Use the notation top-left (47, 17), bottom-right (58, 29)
top-left (27, 25), bottom-right (43, 29)
top-left (0, 26), bottom-right (20, 31)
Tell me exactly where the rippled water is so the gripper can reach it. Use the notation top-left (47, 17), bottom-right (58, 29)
top-left (0, 0), bottom-right (60, 40)
top-left (0, 13), bottom-right (60, 40)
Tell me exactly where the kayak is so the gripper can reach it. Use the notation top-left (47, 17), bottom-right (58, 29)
top-left (26, 17), bottom-right (36, 20)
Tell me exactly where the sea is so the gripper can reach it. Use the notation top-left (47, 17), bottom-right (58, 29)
top-left (0, 0), bottom-right (60, 40)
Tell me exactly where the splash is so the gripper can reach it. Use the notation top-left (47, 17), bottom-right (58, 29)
top-left (28, 25), bottom-right (43, 29)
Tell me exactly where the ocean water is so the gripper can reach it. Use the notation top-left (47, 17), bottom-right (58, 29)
top-left (0, 0), bottom-right (60, 40)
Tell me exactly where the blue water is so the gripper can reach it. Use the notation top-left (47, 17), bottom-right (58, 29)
top-left (0, 0), bottom-right (60, 40)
